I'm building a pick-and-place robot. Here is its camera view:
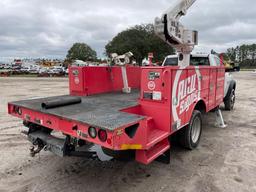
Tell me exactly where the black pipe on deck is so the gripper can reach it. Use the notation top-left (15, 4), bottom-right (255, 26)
top-left (41, 97), bottom-right (82, 109)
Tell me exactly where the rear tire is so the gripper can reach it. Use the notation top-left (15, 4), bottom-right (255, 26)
top-left (224, 89), bottom-right (235, 111)
top-left (178, 110), bottom-right (202, 150)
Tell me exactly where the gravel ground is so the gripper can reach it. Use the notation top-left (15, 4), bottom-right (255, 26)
top-left (0, 72), bottom-right (255, 192)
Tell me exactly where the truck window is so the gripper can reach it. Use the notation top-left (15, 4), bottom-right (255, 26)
top-left (209, 55), bottom-right (222, 66)
top-left (164, 58), bottom-right (178, 66)
top-left (214, 56), bottom-right (221, 66)
top-left (190, 57), bottom-right (209, 66)
top-left (163, 56), bottom-right (210, 66)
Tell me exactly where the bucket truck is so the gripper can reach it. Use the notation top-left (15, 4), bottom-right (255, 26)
top-left (154, 0), bottom-right (198, 67)
top-left (8, 0), bottom-right (235, 165)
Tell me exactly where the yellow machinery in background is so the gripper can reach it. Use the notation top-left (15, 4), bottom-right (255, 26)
top-left (39, 60), bottom-right (62, 67)
top-left (220, 53), bottom-right (240, 72)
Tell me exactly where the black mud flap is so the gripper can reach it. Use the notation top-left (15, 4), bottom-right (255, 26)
top-left (156, 149), bottom-right (171, 164)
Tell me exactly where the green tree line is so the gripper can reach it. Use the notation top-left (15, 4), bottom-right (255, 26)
top-left (66, 24), bottom-right (174, 64)
top-left (105, 24), bottom-right (174, 64)
top-left (226, 44), bottom-right (256, 68)
top-left (66, 24), bottom-right (256, 69)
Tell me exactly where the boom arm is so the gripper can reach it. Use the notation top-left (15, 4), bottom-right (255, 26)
top-left (154, 0), bottom-right (198, 67)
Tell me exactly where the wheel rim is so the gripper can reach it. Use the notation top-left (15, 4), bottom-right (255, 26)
top-left (191, 116), bottom-right (201, 143)
top-left (230, 90), bottom-right (235, 109)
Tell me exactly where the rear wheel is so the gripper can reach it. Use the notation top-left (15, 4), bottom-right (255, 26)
top-left (224, 89), bottom-right (235, 111)
top-left (179, 110), bottom-right (202, 150)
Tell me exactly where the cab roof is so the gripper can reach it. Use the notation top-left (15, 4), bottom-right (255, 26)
top-left (165, 53), bottom-right (210, 58)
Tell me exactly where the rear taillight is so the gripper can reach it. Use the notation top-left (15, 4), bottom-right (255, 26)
top-left (107, 138), bottom-right (112, 145)
top-left (13, 106), bottom-right (22, 115)
top-left (98, 129), bottom-right (107, 142)
top-left (88, 127), bottom-right (97, 138)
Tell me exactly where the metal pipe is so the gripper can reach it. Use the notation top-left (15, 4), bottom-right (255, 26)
top-left (41, 97), bottom-right (81, 109)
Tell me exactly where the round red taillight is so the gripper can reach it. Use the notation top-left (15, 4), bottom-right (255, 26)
top-left (107, 138), bottom-right (112, 145)
top-left (98, 129), bottom-right (107, 142)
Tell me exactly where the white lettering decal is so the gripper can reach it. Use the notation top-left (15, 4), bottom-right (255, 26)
top-left (177, 74), bottom-right (198, 114)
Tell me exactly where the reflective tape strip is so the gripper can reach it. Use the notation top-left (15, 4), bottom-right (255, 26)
top-left (121, 144), bottom-right (142, 150)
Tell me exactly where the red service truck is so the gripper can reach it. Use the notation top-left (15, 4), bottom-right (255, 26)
top-left (7, 0), bottom-right (236, 165)
top-left (8, 60), bottom-right (236, 164)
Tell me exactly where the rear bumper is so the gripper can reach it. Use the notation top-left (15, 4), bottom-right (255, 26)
top-left (27, 130), bottom-right (97, 158)
top-left (8, 103), bottom-right (115, 149)
top-left (8, 103), bottom-right (147, 151)
top-left (8, 92), bottom-right (171, 164)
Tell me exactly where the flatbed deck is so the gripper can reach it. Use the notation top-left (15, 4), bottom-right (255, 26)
top-left (10, 91), bottom-right (145, 131)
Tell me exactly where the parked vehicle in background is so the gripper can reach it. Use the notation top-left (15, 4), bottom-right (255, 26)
top-left (49, 66), bottom-right (65, 75)
top-left (39, 67), bottom-right (50, 74)
top-left (19, 65), bottom-right (40, 74)
top-left (28, 68), bottom-right (39, 74)
top-left (12, 65), bottom-right (22, 71)
top-left (20, 67), bottom-right (30, 73)
top-left (72, 60), bottom-right (88, 67)
top-left (3, 64), bottom-right (12, 69)
top-left (0, 63), bottom-right (5, 69)
top-left (224, 60), bottom-right (240, 72)
top-left (12, 59), bottom-right (22, 66)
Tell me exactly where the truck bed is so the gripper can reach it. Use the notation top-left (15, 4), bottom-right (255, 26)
top-left (10, 91), bottom-right (145, 131)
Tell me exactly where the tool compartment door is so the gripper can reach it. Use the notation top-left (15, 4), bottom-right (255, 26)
top-left (216, 68), bottom-right (225, 106)
top-left (69, 67), bottom-right (85, 94)
top-left (208, 55), bottom-right (225, 109)
top-left (208, 67), bottom-right (217, 109)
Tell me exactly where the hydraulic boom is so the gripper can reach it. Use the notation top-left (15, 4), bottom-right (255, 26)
top-left (154, 0), bottom-right (198, 67)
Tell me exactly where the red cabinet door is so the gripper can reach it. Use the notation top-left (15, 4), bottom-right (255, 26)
top-left (69, 67), bottom-right (85, 94)
top-left (208, 68), bottom-right (217, 109)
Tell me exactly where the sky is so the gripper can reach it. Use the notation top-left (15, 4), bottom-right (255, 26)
top-left (0, 0), bottom-right (255, 61)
